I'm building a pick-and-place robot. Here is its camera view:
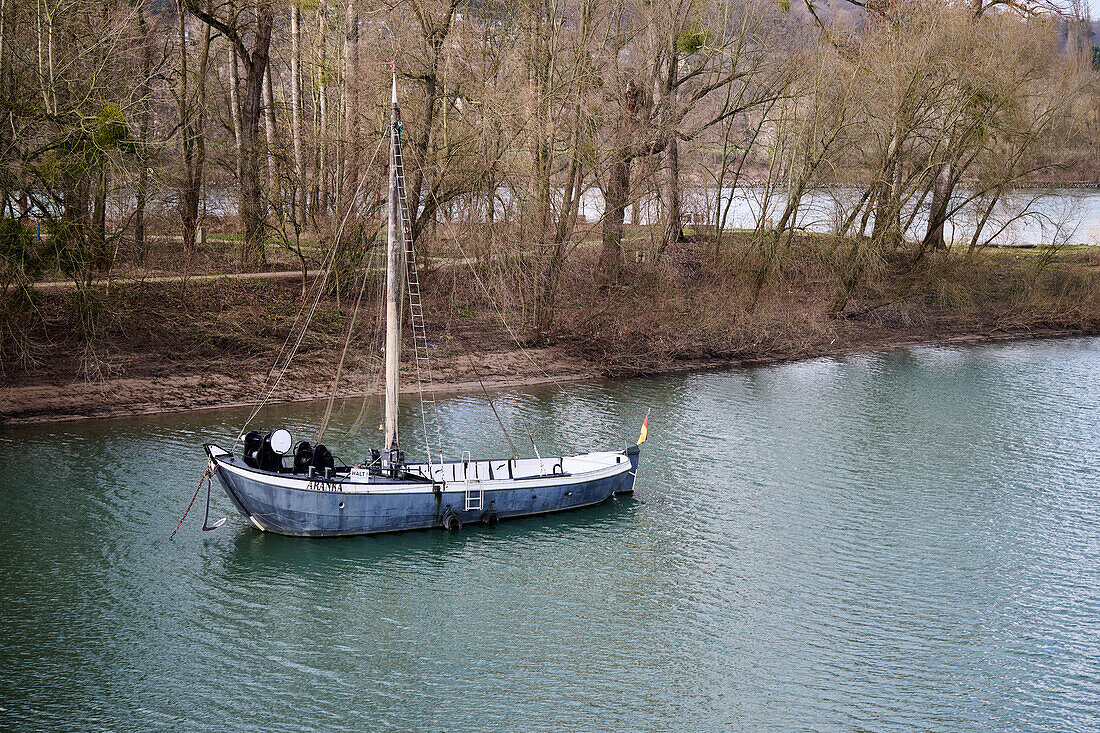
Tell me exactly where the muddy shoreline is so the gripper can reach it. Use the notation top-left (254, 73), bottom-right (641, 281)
top-left (2, 327), bottom-right (1090, 428)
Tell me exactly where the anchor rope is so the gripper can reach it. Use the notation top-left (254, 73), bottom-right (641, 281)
top-left (170, 467), bottom-right (213, 540)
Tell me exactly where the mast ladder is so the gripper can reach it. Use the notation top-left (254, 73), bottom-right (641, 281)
top-left (392, 126), bottom-right (443, 471)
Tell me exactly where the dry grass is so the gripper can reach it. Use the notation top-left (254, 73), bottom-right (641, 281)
top-left (546, 234), bottom-right (1100, 375)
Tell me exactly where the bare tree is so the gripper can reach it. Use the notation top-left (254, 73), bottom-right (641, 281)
top-left (185, 0), bottom-right (275, 267)
top-left (174, 3), bottom-right (212, 260)
top-left (289, 1), bottom-right (305, 221)
top-left (594, 0), bottom-right (788, 280)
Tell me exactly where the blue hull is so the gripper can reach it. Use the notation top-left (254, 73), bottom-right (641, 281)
top-left (205, 445), bottom-right (640, 537)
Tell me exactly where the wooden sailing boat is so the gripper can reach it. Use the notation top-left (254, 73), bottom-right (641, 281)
top-left (202, 76), bottom-right (642, 537)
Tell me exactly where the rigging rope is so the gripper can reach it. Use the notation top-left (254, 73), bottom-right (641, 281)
top-left (347, 260), bottom-right (387, 438)
top-left (236, 226), bottom-right (342, 439)
top-left (429, 192), bottom-right (572, 397)
top-left (429, 194), bottom-right (583, 465)
top-left (316, 224), bottom-right (382, 443)
top-left (234, 135), bottom-right (386, 443)
top-left (468, 356), bottom-right (519, 459)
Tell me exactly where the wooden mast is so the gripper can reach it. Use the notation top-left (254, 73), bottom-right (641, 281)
top-left (383, 74), bottom-right (403, 453)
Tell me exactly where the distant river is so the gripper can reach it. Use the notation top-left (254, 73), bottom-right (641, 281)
top-left (578, 186), bottom-right (1100, 247)
top-left (1, 337), bottom-right (1098, 730)
top-left (116, 185), bottom-right (1100, 247)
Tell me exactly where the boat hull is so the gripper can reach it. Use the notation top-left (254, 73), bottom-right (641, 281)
top-left (204, 445), bottom-right (640, 537)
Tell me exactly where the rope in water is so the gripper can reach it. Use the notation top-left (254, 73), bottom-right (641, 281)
top-left (170, 467), bottom-right (213, 540)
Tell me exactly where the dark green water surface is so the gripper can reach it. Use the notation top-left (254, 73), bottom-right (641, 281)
top-left (2, 338), bottom-right (1098, 731)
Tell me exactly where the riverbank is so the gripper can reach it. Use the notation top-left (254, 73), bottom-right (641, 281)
top-left (3, 236), bottom-right (1099, 426)
top-left (0, 326), bottom-right (1089, 426)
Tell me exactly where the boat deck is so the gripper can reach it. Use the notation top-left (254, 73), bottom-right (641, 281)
top-left (210, 448), bottom-right (631, 485)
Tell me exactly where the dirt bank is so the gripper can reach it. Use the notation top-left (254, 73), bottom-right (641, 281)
top-left (0, 345), bottom-right (599, 425)
top-left (1, 326), bottom-right (1091, 427)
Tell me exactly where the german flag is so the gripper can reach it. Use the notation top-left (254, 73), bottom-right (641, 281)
top-left (637, 409), bottom-right (650, 445)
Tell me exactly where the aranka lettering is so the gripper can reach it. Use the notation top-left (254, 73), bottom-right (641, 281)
top-left (308, 479), bottom-right (343, 493)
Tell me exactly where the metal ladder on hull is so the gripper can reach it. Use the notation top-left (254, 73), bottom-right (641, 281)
top-left (392, 120), bottom-right (442, 472)
top-left (461, 450), bottom-right (483, 511)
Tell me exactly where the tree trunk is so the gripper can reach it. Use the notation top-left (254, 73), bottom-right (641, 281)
top-left (315, 0), bottom-right (329, 220)
top-left (184, 0), bottom-right (276, 268)
top-left (177, 8), bottom-right (210, 261)
top-left (0, 0), bottom-right (7, 103)
top-left (405, 0), bottom-right (460, 241)
top-left (237, 14), bottom-right (273, 268)
top-left (923, 162), bottom-right (951, 251)
top-left (340, 0), bottom-right (358, 213)
top-left (263, 64), bottom-right (277, 215)
top-left (184, 0), bottom-right (273, 265)
top-left (968, 191), bottom-right (1000, 252)
top-left (134, 3), bottom-right (151, 262)
top-left (659, 46), bottom-right (682, 259)
top-left (870, 128), bottom-right (902, 246)
top-left (598, 151), bottom-right (630, 282)
top-left (525, 0), bottom-right (551, 240)
top-left (135, 161), bottom-right (149, 261)
top-left (90, 168), bottom-right (109, 272)
top-left (61, 175), bottom-right (90, 283)
top-left (660, 133), bottom-right (682, 257)
top-left (290, 4), bottom-right (305, 221)
top-left (871, 162), bottom-right (902, 247)
top-left (228, 45), bottom-right (244, 184)
top-left (597, 81), bottom-right (639, 282)
top-left (177, 7), bottom-right (194, 258)
top-left (534, 81), bottom-right (586, 340)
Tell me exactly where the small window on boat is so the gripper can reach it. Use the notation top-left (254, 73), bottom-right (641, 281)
top-left (338, 502), bottom-right (345, 509)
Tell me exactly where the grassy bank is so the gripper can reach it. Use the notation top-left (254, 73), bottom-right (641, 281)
top-left (2, 233), bottom-right (1099, 425)
top-left (548, 236), bottom-right (1100, 375)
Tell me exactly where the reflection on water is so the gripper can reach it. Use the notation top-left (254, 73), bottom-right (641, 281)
top-left (1, 338), bottom-right (1099, 731)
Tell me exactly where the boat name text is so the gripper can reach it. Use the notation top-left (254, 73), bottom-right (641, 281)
top-left (308, 479), bottom-right (344, 493)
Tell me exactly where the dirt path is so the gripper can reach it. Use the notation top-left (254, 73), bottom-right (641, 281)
top-left (29, 252), bottom-right (491, 291)
top-left (31, 269), bottom-right (313, 291)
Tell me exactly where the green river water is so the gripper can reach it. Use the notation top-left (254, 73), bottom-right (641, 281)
top-left (1, 337), bottom-right (1098, 731)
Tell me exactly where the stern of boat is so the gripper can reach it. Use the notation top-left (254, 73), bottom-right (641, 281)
top-left (615, 444), bottom-right (641, 495)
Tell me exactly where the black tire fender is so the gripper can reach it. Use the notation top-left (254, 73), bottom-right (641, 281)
top-left (441, 510), bottom-right (462, 531)
top-left (483, 510), bottom-right (500, 527)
